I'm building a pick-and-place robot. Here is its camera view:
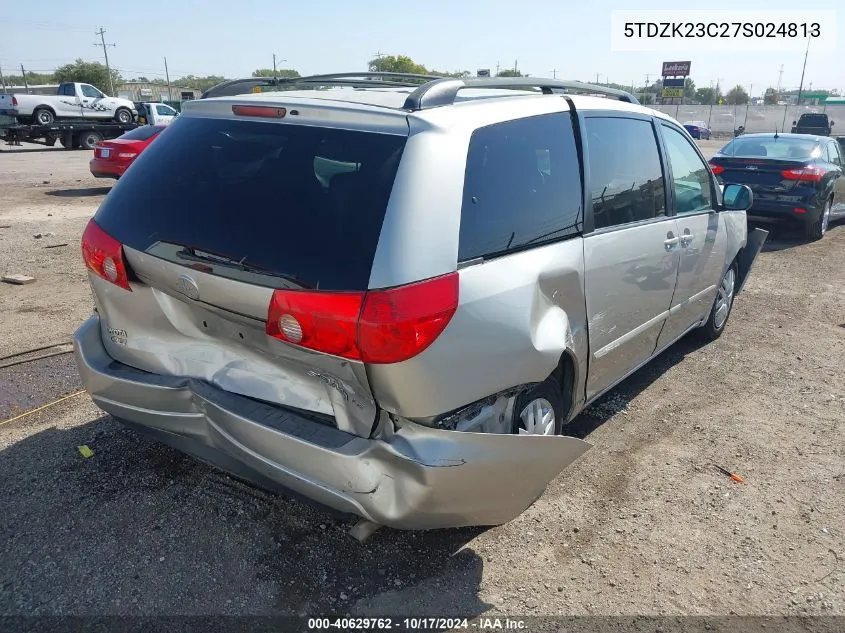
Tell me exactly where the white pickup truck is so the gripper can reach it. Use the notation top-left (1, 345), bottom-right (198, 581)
top-left (0, 82), bottom-right (137, 125)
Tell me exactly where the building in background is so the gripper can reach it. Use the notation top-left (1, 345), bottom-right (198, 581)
top-left (117, 81), bottom-right (200, 102)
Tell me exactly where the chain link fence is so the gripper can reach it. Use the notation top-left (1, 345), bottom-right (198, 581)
top-left (650, 104), bottom-right (845, 137)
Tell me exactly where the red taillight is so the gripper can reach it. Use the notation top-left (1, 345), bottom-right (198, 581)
top-left (710, 163), bottom-right (725, 176)
top-left (793, 207), bottom-right (807, 214)
top-left (232, 105), bottom-right (287, 118)
top-left (81, 219), bottom-right (132, 291)
top-left (358, 273), bottom-right (459, 364)
top-left (781, 166), bottom-right (826, 182)
top-left (266, 272), bottom-right (459, 364)
top-left (12, 96), bottom-right (18, 106)
top-left (267, 290), bottom-right (363, 359)
top-left (117, 152), bottom-right (138, 159)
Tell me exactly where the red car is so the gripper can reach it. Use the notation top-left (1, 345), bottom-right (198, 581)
top-left (89, 125), bottom-right (165, 179)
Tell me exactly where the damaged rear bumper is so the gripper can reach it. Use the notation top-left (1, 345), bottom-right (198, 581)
top-left (73, 315), bottom-right (592, 530)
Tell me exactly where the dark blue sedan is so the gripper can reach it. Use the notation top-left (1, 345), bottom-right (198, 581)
top-left (683, 120), bottom-right (712, 140)
top-left (709, 133), bottom-right (845, 241)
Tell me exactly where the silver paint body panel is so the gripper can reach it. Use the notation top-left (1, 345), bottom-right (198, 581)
top-left (73, 88), bottom-right (760, 529)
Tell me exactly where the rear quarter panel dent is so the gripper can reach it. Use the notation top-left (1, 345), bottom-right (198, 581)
top-left (366, 239), bottom-right (588, 420)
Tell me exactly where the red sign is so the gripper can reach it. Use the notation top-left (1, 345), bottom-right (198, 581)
top-left (661, 61), bottom-right (691, 77)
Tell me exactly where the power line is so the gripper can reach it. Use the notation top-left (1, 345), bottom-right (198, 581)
top-left (93, 27), bottom-right (116, 96)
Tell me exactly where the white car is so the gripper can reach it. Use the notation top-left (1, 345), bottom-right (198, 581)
top-left (136, 102), bottom-right (178, 126)
top-left (0, 82), bottom-right (137, 125)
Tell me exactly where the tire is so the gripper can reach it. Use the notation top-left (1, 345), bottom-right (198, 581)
top-left (78, 131), bottom-right (103, 150)
top-left (804, 198), bottom-right (832, 241)
top-left (698, 262), bottom-right (737, 342)
top-left (32, 107), bottom-right (55, 125)
top-left (114, 108), bottom-right (133, 124)
top-left (511, 376), bottom-right (565, 436)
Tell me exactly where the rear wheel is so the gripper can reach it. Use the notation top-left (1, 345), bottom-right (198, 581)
top-left (698, 263), bottom-right (737, 341)
top-left (114, 108), bottom-right (133, 124)
top-left (79, 131), bottom-right (104, 150)
top-left (512, 376), bottom-right (564, 436)
top-left (805, 198), bottom-right (832, 241)
top-left (33, 107), bottom-right (55, 125)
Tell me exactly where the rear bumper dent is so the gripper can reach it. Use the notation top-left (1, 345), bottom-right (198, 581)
top-left (73, 315), bottom-right (591, 529)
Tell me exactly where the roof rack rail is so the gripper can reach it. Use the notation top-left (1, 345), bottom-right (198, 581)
top-left (200, 72), bottom-right (443, 99)
top-left (401, 77), bottom-right (640, 110)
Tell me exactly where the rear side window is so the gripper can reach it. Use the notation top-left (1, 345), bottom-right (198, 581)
top-left (584, 117), bottom-right (666, 230)
top-left (826, 141), bottom-right (842, 165)
top-left (118, 125), bottom-right (164, 141)
top-left (94, 116), bottom-right (406, 291)
top-left (156, 104), bottom-right (176, 116)
top-left (458, 112), bottom-right (583, 261)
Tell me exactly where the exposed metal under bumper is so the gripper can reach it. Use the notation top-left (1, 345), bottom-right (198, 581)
top-left (73, 316), bottom-right (592, 530)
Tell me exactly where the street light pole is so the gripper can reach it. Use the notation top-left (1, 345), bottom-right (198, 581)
top-left (796, 37), bottom-right (810, 106)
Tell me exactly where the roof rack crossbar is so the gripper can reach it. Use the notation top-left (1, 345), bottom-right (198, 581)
top-left (200, 72), bottom-right (444, 99)
top-left (401, 78), bottom-right (640, 110)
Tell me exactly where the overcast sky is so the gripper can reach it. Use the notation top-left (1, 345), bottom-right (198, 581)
top-left (1, 0), bottom-right (842, 95)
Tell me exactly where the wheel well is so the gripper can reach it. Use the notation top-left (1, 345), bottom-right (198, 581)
top-left (552, 351), bottom-right (577, 420)
top-left (34, 104), bottom-right (56, 113)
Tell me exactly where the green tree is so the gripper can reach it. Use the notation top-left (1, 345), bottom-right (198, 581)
top-left (3, 70), bottom-right (56, 87)
top-left (684, 77), bottom-right (696, 100)
top-left (368, 55), bottom-right (428, 74)
top-left (174, 75), bottom-right (228, 92)
top-left (763, 88), bottom-right (780, 105)
top-left (53, 59), bottom-right (121, 94)
top-left (694, 87), bottom-right (721, 105)
top-left (637, 93), bottom-right (655, 105)
top-left (725, 84), bottom-right (749, 105)
top-left (496, 69), bottom-right (523, 77)
top-left (252, 68), bottom-right (300, 78)
top-left (430, 69), bottom-right (471, 78)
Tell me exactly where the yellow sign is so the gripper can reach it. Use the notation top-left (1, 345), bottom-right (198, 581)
top-left (252, 86), bottom-right (263, 93)
top-left (662, 88), bottom-right (684, 98)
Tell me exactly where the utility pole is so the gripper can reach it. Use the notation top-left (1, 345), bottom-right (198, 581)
top-left (94, 27), bottom-right (116, 96)
top-left (273, 53), bottom-right (277, 75)
top-left (777, 64), bottom-right (784, 93)
top-left (514, 59), bottom-right (518, 74)
top-left (496, 62), bottom-right (500, 76)
top-left (644, 73), bottom-right (651, 87)
top-left (164, 56), bottom-right (172, 101)
top-left (0, 64), bottom-right (6, 92)
top-left (744, 83), bottom-right (752, 127)
top-left (371, 51), bottom-right (386, 71)
top-left (550, 69), bottom-right (558, 79)
top-left (796, 37), bottom-right (810, 105)
top-left (20, 64), bottom-right (28, 92)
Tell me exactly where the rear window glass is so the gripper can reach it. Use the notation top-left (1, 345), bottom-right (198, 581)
top-left (94, 116), bottom-right (406, 291)
top-left (458, 112), bottom-right (583, 261)
top-left (798, 114), bottom-right (828, 124)
top-left (118, 125), bottom-right (164, 141)
top-left (720, 137), bottom-right (821, 160)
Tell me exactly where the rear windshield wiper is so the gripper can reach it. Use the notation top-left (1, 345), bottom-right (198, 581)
top-left (176, 247), bottom-right (307, 287)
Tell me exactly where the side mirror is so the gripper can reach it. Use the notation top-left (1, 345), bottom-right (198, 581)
top-left (792, 120), bottom-right (797, 125)
top-left (722, 184), bottom-right (753, 212)
top-left (830, 121), bottom-right (835, 127)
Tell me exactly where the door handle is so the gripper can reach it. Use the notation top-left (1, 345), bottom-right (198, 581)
top-left (664, 233), bottom-right (679, 251)
top-left (680, 232), bottom-right (694, 247)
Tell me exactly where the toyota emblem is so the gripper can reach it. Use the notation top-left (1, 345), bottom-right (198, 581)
top-left (175, 274), bottom-right (200, 300)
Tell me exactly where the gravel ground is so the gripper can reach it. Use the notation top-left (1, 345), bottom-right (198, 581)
top-left (1, 141), bottom-right (844, 618)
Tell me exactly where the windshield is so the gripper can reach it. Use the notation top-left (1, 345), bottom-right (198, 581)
top-left (117, 125), bottom-right (165, 141)
top-left (798, 114), bottom-right (828, 125)
top-left (718, 137), bottom-right (821, 160)
top-left (94, 116), bottom-right (407, 291)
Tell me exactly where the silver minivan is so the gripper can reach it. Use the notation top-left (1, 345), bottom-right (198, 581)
top-left (73, 75), bottom-right (765, 530)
